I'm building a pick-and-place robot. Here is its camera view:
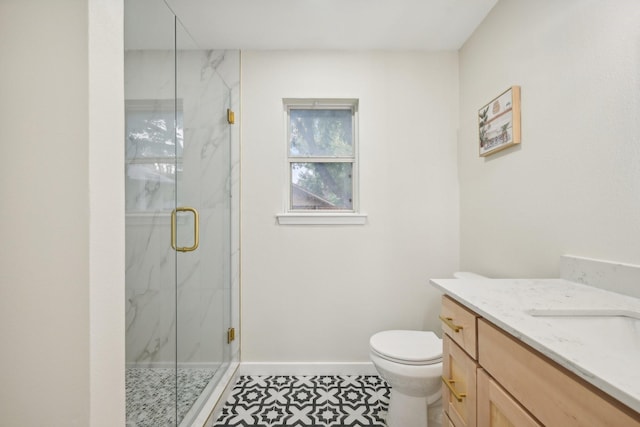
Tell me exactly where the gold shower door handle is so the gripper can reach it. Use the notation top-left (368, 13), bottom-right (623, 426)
top-left (171, 207), bottom-right (199, 252)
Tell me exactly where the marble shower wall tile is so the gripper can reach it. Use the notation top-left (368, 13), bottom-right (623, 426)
top-left (560, 255), bottom-right (640, 298)
top-left (125, 216), bottom-right (177, 365)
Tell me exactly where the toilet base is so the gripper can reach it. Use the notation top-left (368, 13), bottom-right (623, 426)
top-left (386, 389), bottom-right (428, 427)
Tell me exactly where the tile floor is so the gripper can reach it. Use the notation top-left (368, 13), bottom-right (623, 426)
top-left (212, 375), bottom-right (391, 427)
top-left (126, 367), bottom-right (216, 427)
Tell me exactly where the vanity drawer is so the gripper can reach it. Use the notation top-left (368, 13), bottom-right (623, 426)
top-left (441, 295), bottom-right (478, 359)
top-left (443, 334), bottom-right (477, 427)
top-left (478, 319), bottom-right (640, 427)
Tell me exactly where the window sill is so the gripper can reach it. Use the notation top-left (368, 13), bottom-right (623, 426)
top-left (276, 213), bottom-right (368, 225)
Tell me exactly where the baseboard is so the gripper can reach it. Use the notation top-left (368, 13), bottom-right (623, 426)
top-left (238, 362), bottom-right (378, 376)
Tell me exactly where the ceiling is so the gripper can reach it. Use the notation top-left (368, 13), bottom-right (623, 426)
top-left (125, 0), bottom-right (498, 50)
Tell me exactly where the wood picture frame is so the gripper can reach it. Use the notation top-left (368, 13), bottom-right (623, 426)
top-left (478, 86), bottom-right (521, 157)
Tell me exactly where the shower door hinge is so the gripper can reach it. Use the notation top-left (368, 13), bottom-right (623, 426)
top-left (227, 327), bottom-right (236, 344)
top-left (227, 109), bottom-right (235, 124)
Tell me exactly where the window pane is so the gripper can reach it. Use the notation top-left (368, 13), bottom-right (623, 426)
top-left (291, 162), bottom-right (353, 210)
top-left (289, 109), bottom-right (353, 157)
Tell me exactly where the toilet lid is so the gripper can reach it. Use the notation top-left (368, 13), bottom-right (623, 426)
top-left (370, 330), bottom-right (442, 365)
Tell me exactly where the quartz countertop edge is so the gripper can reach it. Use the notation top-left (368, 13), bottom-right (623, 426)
top-left (430, 278), bottom-right (640, 414)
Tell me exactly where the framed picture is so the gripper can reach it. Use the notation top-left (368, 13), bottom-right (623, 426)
top-left (478, 86), bottom-right (521, 157)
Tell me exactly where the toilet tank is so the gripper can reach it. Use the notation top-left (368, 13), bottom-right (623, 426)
top-left (453, 271), bottom-right (487, 279)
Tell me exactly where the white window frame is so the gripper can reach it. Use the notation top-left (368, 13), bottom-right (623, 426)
top-left (277, 98), bottom-right (367, 225)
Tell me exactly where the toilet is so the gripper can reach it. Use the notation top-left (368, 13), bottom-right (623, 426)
top-left (369, 272), bottom-right (486, 427)
top-left (370, 330), bottom-right (443, 427)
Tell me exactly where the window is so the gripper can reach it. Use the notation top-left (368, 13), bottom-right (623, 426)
top-left (279, 99), bottom-right (365, 225)
top-left (287, 98), bottom-right (359, 204)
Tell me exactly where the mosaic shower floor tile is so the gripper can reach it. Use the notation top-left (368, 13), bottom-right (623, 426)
top-left (126, 367), bottom-right (216, 427)
top-left (213, 375), bottom-right (390, 427)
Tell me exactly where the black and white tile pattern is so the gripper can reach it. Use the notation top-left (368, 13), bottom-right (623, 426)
top-left (213, 375), bottom-right (391, 427)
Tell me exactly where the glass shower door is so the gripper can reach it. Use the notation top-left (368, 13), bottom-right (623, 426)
top-left (125, 2), bottom-right (236, 425)
top-left (174, 21), bottom-right (233, 426)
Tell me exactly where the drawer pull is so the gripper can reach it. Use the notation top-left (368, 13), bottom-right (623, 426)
top-left (442, 376), bottom-right (467, 402)
top-left (439, 315), bottom-right (463, 332)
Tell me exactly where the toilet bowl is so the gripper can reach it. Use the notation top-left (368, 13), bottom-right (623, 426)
top-left (370, 272), bottom-right (487, 427)
top-left (369, 330), bottom-right (443, 427)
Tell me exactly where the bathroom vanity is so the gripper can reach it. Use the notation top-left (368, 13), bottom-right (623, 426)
top-left (430, 278), bottom-right (640, 427)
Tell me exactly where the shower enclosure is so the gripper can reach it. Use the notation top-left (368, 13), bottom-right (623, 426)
top-left (124, 1), bottom-right (240, 425)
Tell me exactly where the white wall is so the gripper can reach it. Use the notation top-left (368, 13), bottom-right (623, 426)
top-left (89, 1), bottom-right (125, 425)
top-left (458, 0), bottom-right (640, 278)
top-left (241, 51), bottom-right (460, 362)
top-left (0, 1), bottom-right (124, 425)
top-left (0, 1), bottom-right (89, 424)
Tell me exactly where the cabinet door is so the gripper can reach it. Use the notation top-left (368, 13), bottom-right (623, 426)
top-left (477, 369), bottom-right (541, 427)
top-left (445, 412), bottom-right (456, 427)
top-left (443, 335), bottom-right (477, 427)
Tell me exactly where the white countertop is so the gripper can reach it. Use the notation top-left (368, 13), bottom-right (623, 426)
top-left (430, 278), bottom-right (640, 414)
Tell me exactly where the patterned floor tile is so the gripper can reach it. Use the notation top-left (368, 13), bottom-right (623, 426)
top-left (213, 375), bottom-right (390, 427)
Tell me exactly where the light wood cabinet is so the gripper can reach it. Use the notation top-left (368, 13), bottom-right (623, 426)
top-left (445, 412), bottom-right (456, 427)
top-left (441, 296), bottom-right (479, 427)
top-left (477, 368), bottom-right (541, 427)
top-left (440, 295), bottom-right (478, 359)
top-left (443, 334), bottom-right (477, 427)
top-left (440, 296), bottom-right (640, 427)
top-left (478, 319), bottom-right (640, 427)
